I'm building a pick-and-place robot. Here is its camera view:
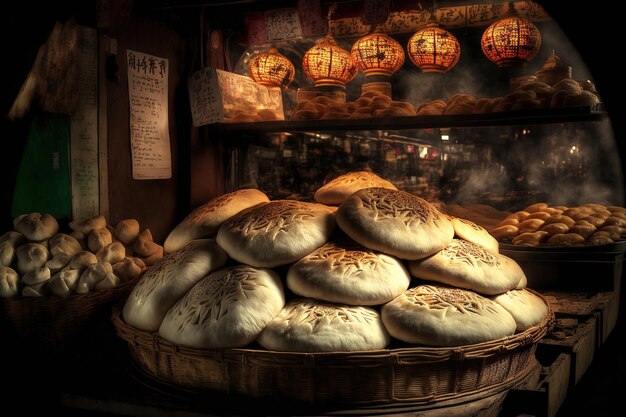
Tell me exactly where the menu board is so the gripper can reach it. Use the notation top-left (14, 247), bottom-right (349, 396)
top-left (265, 8), bottom-right (302, 41)
top-left (126, 49), bottom-right (171, 180)
top-left (70, 26), bottom-right (99, 220)
top-left (188, 67), bottom-right (223, 127)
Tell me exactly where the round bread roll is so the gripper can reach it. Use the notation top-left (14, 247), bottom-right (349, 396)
top-left (491, 289), bottom-right (549, 332)
top-left (451, 217), bottom-right (499, 253)
top-left (217, 200), bottom-right (336, 268)
top-left (258, 298), bottom-right (389, 352)
top-left (69, 215), bottom-right (107, 234)
top-left (563, 207), bottom-right (594, 221)
top-left (506, 211), bottom-right (531, 222)
top-left (0, 266), bottom-right (19, 298)
top-left (46, 253), bottom-right (72, 272)
top-left (49, 233), bottom-right (82, 256)
top-left (95, 272), bottom-right (121, 290)
top-left (0, 231), bottom-right (25, 246)
top-left (87, 228), bottom-right (113, 253)
top-left (49, 269), bottom-right (82, 297)
top-left (76, 262), bottom-right (112, 293)
top-left (526, 212), bottom-right (551, 221)
top-left (544, 215), bottom-right (576, 227)
top-left (382, 285), bottom-right (516, 346)
top-left (23, 282), bottom-right (50, 297)
top-left (113, 258), bottom-right (143, 282)
top-left (546, 233), bottom-right (585, 246)
top-left (16, 243), bottom-right (50, 275)
top-left (164, 189), bottom-right (269, 254)
top-left (314, 171), bottom-right (397, 205)
top-left (287, 241), bottom-right (410, 306)
top-left (70, 250), bottom-right (98, 270)
top-left (512, 231), bottom-right (549, 246)
top-left (408, 239), bottom-right (524, 295)
top-left (21, 265), bottom-right (51, 286)
top-left (123, 239), bottom-right (228, 331)
top-left (569, 224), bottom-right (596, 239)
top-left (524, 203), bottom-right (548, 213)
top-left (159, 266), bottom-right (284, 349)
top-left (96, 242), bottom-right (126, 264)
top-left (490, 225), bottom-right (519, 240)
top-left (540, 222), bottom-right (570, 235)
top-left (499, 218), bottom-right (520, 227)
top-left (337, 188), bottom-right (454, 260)
top-left (114, 219), bottom-right (140, 245)
top-left (0, 241), bottom-right (15, 267)
top-left (586, 235), bottom-right (614, 246)
top-left (517, 218), bottom-right (545, 233)
top-left (13, 213), bottom-right (59, 242)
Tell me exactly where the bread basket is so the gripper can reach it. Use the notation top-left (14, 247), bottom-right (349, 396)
top-left (112, 289), bottom-right (552, 406)
top-left (0, 278), bottom-right (138, 353)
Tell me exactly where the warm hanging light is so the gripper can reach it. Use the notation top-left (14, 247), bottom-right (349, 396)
top-left (351, 27), bottom-right (405, 77)
top-left (302, 33), bottom-right (358, 87)
top-left (407, 19), bottom-right (461, 74)
top-left (301, 4), bottom-right (358, 87)
top-left (481, 3), bottom-right (541, 68)
top-left (248, 48), bottom-right (295, 89)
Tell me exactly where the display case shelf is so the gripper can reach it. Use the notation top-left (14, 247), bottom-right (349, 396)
top-left (210, 107), bottom-right (608, 133)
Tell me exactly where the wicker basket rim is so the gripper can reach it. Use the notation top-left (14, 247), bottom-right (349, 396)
top-left (1, 276), bottom-right (139, 305)
top-left (112, 288), bottom-right (553, 362)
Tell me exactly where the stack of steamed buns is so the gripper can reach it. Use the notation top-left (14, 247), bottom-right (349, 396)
top-left (0, 214), bottom-right (162, 298)
top-left (122, 172), bottom-right (549, 352)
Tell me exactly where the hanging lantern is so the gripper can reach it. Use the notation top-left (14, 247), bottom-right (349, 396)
top-left (481, 9), bottom-right (541, 68)
top-left (302, 34), bottom-right (358, 87)
top-left (248, 48), bottom-right (295, 89)
top-left (351, 30), bottom-right (405, 77)
top-left (407, 22), bottom-right (461, 73)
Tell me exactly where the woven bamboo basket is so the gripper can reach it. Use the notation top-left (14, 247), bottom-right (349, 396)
top-left (112, 290), bottom-right (553, 406)
top-left (1, 278), bottom-right (138, 352)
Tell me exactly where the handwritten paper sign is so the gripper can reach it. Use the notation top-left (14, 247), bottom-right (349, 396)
top-left (246, 13), bottom-right (268, 46)
top-left (298, 0), bottom-right (327, 37)
top-left (217, 69), bottom-right (284, 120)
top-left (363, 0), bottom-right (390, 25)
top-left (265, 8), bottom-right (302, 41)
top-left (70, 26), bottom-right (99, 221)
top-left (188, 67), bottom-right (223, 127)
top-left (127, 49), bottom-right (171, 180)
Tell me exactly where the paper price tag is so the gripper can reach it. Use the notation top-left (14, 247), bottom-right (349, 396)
top-left (188, 67), bottom-right (223, 127)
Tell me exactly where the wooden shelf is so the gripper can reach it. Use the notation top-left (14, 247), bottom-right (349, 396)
top-left (209, 107), bottom-right (608, 133)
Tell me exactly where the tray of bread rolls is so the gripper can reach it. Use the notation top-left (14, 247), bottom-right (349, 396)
top-left (491, 202), bottom-right (626, 291)
top-left (113, 173), bottom-right (553, 406)
top-left (0, 214), bottom-right (163, 352)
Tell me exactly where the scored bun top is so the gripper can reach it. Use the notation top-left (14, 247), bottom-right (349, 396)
top-left (409, 239), bottom-right (525, 295)
top-left (159, 265), bottom-right (285, 349)
top-left (314, 171), bottom-right (397, 205)
top-left (336, 188), bottom-right (454, 260)
top-left (217, 200), bottom-right (336, 268)
top-left (258, 298), bottom-right (390, 352)
top-left (14, 213), bottom-right (59, 242)
top-left (491, 289), bottom-right (549, 332)
top-left (287, 240), bottom-right (410, 306)
top-left (123, 239), bottom-right (228, 331)
top-left (382, 285), bottom-right (516, 346)
top-left (451, 217), bottom-right (500, 253)
top-left (164, 189), bottom-right (269, 253)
